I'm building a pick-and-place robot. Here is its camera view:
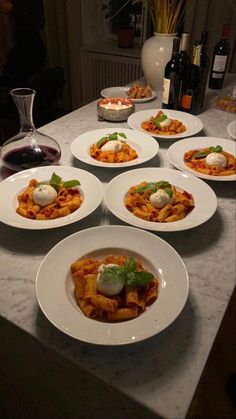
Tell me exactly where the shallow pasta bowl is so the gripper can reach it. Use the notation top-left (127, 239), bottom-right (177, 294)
top-left (0, 166), bottom-right (103, 229)
top-left (35, 225), bottom-right (189, 345)
top-left (167, 137), bottom-right (236, 181)
top-left (71, 128), bottom-right (159, 168)
top-left (104, 167), bottom-right (217, 232)
top-left (127, 109), bottom-right (203, 140)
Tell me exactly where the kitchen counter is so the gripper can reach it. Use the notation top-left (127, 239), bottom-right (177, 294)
top-left (0, 75), bottom-right (235, 418)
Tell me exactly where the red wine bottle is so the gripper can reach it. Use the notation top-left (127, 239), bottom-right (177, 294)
top-left (178, 33), bottom-right (191, 79)
top-left (209, 24), bottom-right (230, 89)
top-left (199, 31), bottom-right (210, 108)
top-left (162, 38), bottom-right (181, 110)
top-left (179, 43), bottom-right (202, 115)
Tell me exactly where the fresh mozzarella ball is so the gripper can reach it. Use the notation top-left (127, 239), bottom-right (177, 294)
top-left (205, 152), bottom-right (227, 167)
top-left (150, 189), bottom-right (173, 209)
top-left (96, 263), bottom-right (125, 296)
top-left (101, 140), bottom-right (123, 152)
top-left (159, 118), bottom-right (171, 128)
top-left (32, 184), bottom-right (57, 206)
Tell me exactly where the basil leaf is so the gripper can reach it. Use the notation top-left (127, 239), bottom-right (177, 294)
top-left (50, 172), bottom-right (62, 190)
top-left (96, 136), bottom-right (109, 148)
top-left (164, 187), bottom-right (173, 197)
top-left (124, 257), bottom-right (136, 273)
top-left (154, 114), bottom-right (167, 127)
top-left (209, 145), bottom-right (223, 153)
top-left (136, 181), bottom-right (171, 194)
top-left (63, 179), bottom-right (80, 188)
top-left (118, 132), bottom-right (127, 139)
top-left (193, 150), bottom-right (209, 159)
top-left (108, 132), bottom-right (119, 141)
top-left (127, 271), bottom-right (154, 287)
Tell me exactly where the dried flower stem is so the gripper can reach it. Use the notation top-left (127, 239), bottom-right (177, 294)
top-left (145, 0), bottom-right (185, 33)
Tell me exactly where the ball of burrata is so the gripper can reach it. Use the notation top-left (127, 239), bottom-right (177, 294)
top-left (150, 189), bottom-right (173, 208)
top-left (96, 263), bottom-right (125, 296)
top-left (205, 152), bottom-right (227, 167)
top-left (32, 184), bottom-right (57, 206)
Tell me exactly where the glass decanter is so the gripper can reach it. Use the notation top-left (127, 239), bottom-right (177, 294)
top-left (0, 88), bottom-right (61, 171)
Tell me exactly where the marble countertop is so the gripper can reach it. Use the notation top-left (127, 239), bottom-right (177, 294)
top-left (0, 76), bottom-right (235, 418)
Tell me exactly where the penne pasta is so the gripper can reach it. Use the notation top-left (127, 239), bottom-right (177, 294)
top-left (71, 255), bottom-right (159, 322)
top-left (184, 146), bottom-right (236, 176)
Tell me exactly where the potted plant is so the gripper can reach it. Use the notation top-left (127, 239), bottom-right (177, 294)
top-left (102, 0), bottom-right (137, 48)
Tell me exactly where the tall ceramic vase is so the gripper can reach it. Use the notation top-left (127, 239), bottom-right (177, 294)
top-left (141, 33), bottom-right (177, 93)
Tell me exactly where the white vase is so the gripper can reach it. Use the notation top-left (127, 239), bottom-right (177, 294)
top-left (141, 33), bottom-right (177, 92)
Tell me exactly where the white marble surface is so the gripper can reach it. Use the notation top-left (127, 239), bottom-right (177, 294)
top-left (0, 76), bottom-right (235, 418)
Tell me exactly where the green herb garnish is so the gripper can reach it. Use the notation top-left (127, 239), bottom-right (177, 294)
top-left (96, 132), bottom-right (127, 148)
top-left (100, 257), bottom-right (154, 288)
top-left (136, 180), bottom-right (172, 195)
top-left (39, 172), bottom-right (80, 191)
top-left (153, 114), bottom-right (167, 127)
top-left (193, 145), bottom-right (223, 159)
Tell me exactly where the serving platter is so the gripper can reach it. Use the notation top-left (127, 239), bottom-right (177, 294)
top-left (71, 128), bottom-right (159, 168)
top-left (0, 166), bottom-right (103, 229)
top-left (104, 167), bottom-right (217, 232)
top-left (36, 225), bottom-right (189, 345)
top-left (167, 137), bottom-right (236, 181)
top-left (227, 120), bottom-right (236, 140)
top-left (127, 109), bottom-right (203, 140)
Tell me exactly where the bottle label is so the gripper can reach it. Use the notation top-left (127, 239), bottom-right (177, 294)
top-left (162, 78), bottom-right (170, 104)
top-left (212, 55), bottom-right (227, 72)
top-left (212, 72), bottom-right (224, 79)
top-left (181, 94), bottom-right (192, 109)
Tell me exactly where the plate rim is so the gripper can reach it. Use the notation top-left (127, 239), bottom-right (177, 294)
top-left (100, 85), bottom-right (157, 103)
top-left (0, 165), bottom-right (104, 229)
top-left (70, 127), bottom-right (160, 168)
top-left (127, 108), bottom-right (203, 140)
top-left (104, 167), bottom-right (217, 232)
top-left (35, 224), bottom-right (189, 345)
top-left (227, 120), bottom-right (236, 140)
top-left (167, 136), bottom-right (236, 181)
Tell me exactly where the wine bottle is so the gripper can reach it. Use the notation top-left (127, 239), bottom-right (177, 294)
top-left (178, 32), bottom-right (191, 110)
top-left (199, 31), bottom-right (210, 108)
top-left (179, 43), bottom-right (202, 115)
top-left (162, 38), bottom-right (181, 110)
top-left (178, 32), bottom-right (191, 79)
top-left (209, 24), bottom-right (230, 89)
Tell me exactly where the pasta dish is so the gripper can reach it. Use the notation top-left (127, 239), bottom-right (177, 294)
top-left (141, 110), bottom-right (186, 135)
top-left (90, 132), bottom-right (138, 163)
top-left (16, 172), bottom-right (82, 220)
top-left (127, 82), bottom-right (152, 99)
top-left (124, 180), bottom-right (194, 222)
top-left (71, 254), bottom-right (158, 322)
top-left (184, 145), bottom-right (236, 176)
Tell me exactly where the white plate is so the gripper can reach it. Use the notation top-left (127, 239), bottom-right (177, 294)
top-left (101, 86), bottom-right (157, 103)
top-left (227, 120), bottom-right (236, 140)
top-left (104, 168), bottom-right (217, 232)
top-left (71, 128), bottom-right (159, 168)
top-left (167, 137), bottom-right (236, 181)
top-left (0, 166), bottom-right (103, 229)
top-left (35, 225), bottom-right (189, 345)
top-left (127, 109), bottom-right (203, 139)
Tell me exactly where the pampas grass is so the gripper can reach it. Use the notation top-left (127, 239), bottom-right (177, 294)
top-left (145, 0), bottom-right (185, 33)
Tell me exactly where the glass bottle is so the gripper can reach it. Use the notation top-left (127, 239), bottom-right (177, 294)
top-left (162, 37), bottom-right (181, 110)
top-left (0, 88), bottom-right (61, 171)
top-left (209, 24), bottom-right (230, 89)
top-left (179, 43), bottom-right (202, 115)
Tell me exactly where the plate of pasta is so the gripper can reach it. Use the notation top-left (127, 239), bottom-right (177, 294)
top-left (104, 168), bottom-right (217, 232)
top-left (35, 225), bottom-right (189, 345)
top-left (127, 109), bottom-right (203, 139)
top-left (70, 128), bottom-right (159, 168)
top-left (167, 137), bottom-right (236, 181)
top-left (0, 166), bottom-right (103, 229)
